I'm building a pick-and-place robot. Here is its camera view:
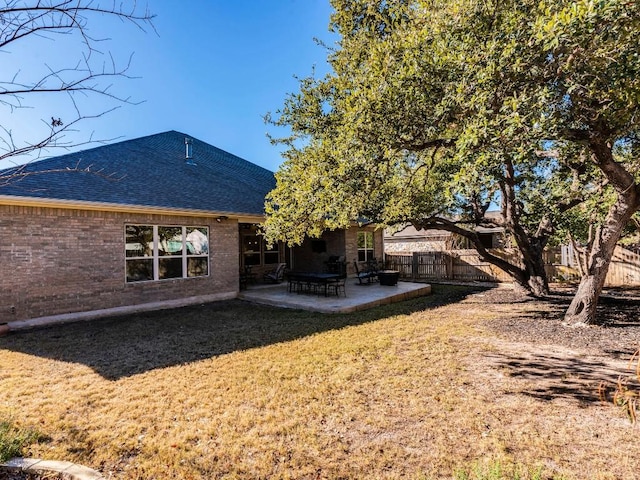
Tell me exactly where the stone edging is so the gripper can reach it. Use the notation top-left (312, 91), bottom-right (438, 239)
top-left (1, 458), bottom-right (104, 479)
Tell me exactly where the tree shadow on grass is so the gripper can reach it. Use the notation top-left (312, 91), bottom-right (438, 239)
top-left (475, 288), bottom-right (640, 406)
top-left (487, 350), bottom-right (636, 406)
top-left (0, 284), bottom-right (483, 380)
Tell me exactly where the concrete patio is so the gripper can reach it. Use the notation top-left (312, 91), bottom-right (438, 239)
top-left (238, 279), bottom-right (432, 313)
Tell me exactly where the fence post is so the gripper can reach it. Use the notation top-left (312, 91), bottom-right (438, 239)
top-left (412, 252), bottom-right (419, 281)
top-left (445, 253), bottom-right (454, 280)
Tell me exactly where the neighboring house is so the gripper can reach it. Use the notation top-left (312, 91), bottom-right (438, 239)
top-left (0, 131), bottom-right (380, 324)
top-left (384, 222), bottom-right (506, 254)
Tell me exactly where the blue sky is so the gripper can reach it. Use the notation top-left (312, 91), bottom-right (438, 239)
top-left (2, 1), bottom-right (336, 172)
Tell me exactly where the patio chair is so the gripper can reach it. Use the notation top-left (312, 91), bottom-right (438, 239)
top-left (366, 258), bottom-right (382, 274)
top-left (353, 261), bottom-right (376, 284)
top-left (287, 274), bottom-right (307, 293)
top-left (240, 265), bottom-right (256, 287)
top-left (328, 278), bottom-right (346, 297)
top-left (324, 255), bottom-right (346, 274)
top-left (263, 263), bottom-right (287, 283)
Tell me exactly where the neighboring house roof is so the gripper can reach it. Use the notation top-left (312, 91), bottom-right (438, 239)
top-left (0, 130), bottom-right (275, 217)
top-left (385, 225), bottom-right (450, 241)
top-left (385, 219), bottom-right (504, 241)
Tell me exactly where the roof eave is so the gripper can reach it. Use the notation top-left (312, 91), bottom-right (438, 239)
top-left (0, 195), bottom-right (265, 221)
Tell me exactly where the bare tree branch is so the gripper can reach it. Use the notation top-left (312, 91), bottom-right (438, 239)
top-left (0, 1), bottom-right (155, 173)
top-left (0, 158), bottom-right (124, 189)
top-left (0, 105), bottom-right (121, 163)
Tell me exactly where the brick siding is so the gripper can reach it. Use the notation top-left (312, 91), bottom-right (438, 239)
top-left (0, 205), bottom-right (239, 322)
top-left (344, 227), bottom-right (384, 271)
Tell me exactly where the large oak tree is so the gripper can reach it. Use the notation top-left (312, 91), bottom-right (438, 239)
top-left (264, 0), bottom-right (640, 325)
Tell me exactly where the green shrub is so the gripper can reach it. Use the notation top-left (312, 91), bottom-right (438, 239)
top-left (0, 419), bottom-right (43, 462)
top-left (453, 460), bottom-right (566, 480)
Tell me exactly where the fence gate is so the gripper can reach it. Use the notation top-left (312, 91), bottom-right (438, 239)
top-left (415, 252), bottom-right (450, 280)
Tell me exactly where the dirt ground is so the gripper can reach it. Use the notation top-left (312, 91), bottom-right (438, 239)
top-left (0, 472), bottom-right (60, 480)
top-left (480, 285), bottom-right (640, 354)
top-left (462, 284), bottom-right (640, 413)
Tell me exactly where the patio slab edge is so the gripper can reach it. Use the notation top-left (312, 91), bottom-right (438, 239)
top-left (1, 457), bottom-right (104, 480)
top-left (342, 284), bottom-right (432, 313)
top-left (239, 282), bottom-right (432, 314)
top-left (4, 291), bottom-right (237, 332)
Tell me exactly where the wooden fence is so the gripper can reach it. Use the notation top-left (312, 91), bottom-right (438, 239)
top-left (385, 247), bottom-right (640, 287)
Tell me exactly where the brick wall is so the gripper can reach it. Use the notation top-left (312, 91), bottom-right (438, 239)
top-left (344, 226), bottom-right (383, 273)
top-left (289, 227), bottom-right (384, 275)
top-left (293, 230), bottom-right (346, 272)
top-left (0, 205), bottom-right (239, 322)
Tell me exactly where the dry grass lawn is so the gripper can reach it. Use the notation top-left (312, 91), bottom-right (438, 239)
top-left (0, 285), bottom-right (638, 479)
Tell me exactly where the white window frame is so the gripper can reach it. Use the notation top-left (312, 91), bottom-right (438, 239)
top-left (357, 231), bottom-right (375, 262)
top-left (125, 225), bottom-right (209, 283)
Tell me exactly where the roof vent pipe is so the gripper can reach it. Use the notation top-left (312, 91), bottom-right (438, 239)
top-left (185, 137), bottom-right (196, 165)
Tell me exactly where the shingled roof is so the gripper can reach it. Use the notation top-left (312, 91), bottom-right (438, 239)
top-left (0, 131), bottom-right (276, 216)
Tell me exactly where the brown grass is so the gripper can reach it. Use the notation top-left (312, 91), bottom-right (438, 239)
top-left (600, 349), bottom-right (640, 423)
top-left (0, 285), bottom-right (638, 479)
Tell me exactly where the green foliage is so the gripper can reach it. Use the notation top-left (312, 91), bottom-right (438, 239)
top-left (264, 0), bottom-right (640, 298)
top-left (453, 459), bottom-right (566, 480)
top-left (0, 419), bottom-right (43, 462)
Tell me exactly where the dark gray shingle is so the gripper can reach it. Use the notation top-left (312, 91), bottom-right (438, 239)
top-left (0, 130), bottom-right (276, 216)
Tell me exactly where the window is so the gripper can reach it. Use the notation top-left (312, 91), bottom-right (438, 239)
top-left (242, 233), bottom-right (261, 266)
top-left (357, 231), bottom-right (374, 262)
top-left (125, 225), bottom-right (209, 283)
top-left (263, 241), bottom-right (280, 264)
top-left (241, 224), bottom-right (281, 266)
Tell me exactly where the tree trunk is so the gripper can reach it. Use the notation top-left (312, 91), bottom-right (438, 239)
top-left (511, 273), bottom-right (547, 297)
top-left (510, 254), bottom-right (548, 297)
top-left (501, 156), bottom-right (551, 297)
top-left (413, 217), bottom-right (549, 297)
top-left (527, 274), bottom-right (548, 297)
top-left (564, 136), bottom-right (640, 326)
top-left (564, 212), bottom-right (629, 325)
top-left (521, 239), bottom-right (550, 297)
top-left (564, 275), bottom-right (602, 326)
top-left (564, 194), bottom-right (638, 325)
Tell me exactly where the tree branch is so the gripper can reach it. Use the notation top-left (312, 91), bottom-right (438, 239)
top-left (0, 1), bottom-right (155, 167)
top-left (411, 216), bottom-right (528, 282)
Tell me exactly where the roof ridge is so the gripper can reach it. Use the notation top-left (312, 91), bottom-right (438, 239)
top-left (0, 130), bottom-right (276, 217)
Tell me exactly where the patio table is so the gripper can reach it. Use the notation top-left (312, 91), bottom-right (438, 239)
top-left (287, 272), bottom-right (342, 297)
